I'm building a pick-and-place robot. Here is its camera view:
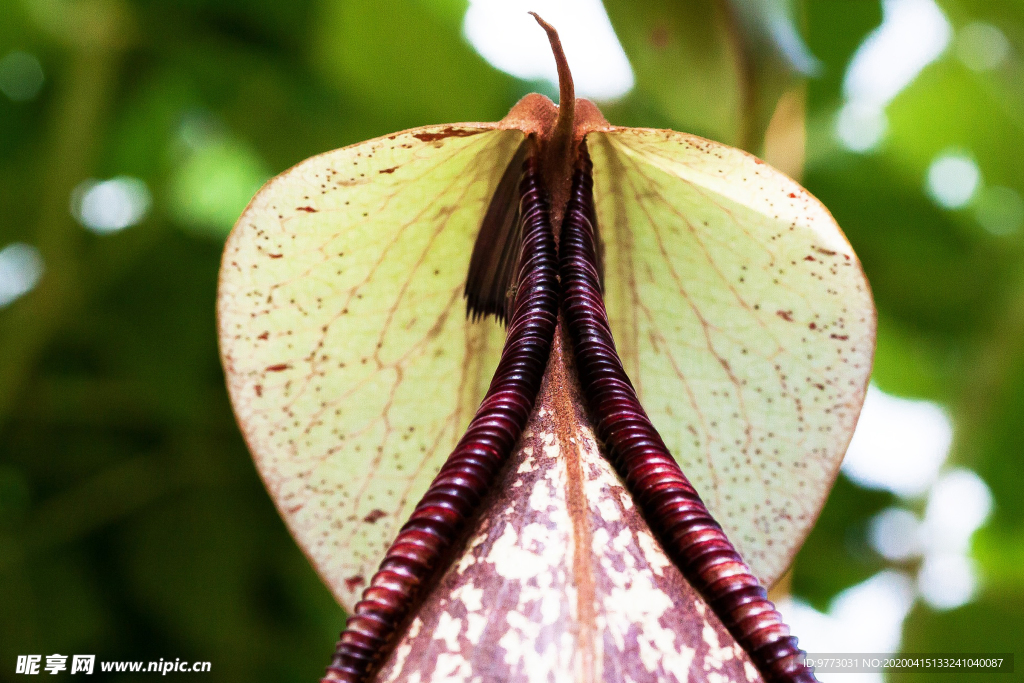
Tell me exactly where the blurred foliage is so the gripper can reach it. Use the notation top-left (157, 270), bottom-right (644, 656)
top-left (1, 0), bottom-right (1022, 680)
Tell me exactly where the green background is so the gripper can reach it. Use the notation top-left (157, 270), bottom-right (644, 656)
top-left (1, 0), bottom-right (1021, 680)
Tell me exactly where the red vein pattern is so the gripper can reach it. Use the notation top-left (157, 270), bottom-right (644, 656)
top-left (559, 143), bottom-right (817, 683)
top-left (322, 153), bottom-right (559, 683)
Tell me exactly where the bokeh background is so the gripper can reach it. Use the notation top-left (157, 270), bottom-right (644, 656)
top-left (1, 0), bottom-right (1022, 680)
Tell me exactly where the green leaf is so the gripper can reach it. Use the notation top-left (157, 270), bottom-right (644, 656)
top-left (602, 0), bottom-right (744, 144)
top-left (311, 0), bottom-right (519, 132)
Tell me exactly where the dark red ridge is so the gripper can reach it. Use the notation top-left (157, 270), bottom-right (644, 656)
top-left (322, 154), bottom-right (559, 682)
top-left (558, 142), bottom-right (817, 683)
